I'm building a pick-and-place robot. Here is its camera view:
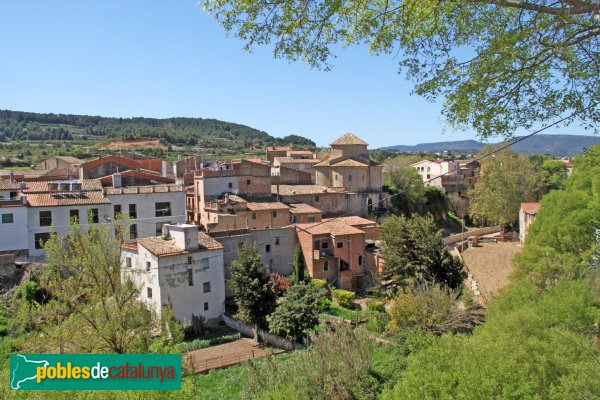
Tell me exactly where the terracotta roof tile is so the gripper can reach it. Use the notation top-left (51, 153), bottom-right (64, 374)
top-left (246, 202), bottom-right (289, 211)
top-left (331, 133), bottom-right (368, 146)
top-left (0, 181), bottom-right (21, 190)
top-left (273, 185), bottom-right (346, 196)
top-left (138, 232), bottom-right (223, 256)
top-left (295, 220), bottom-right (365, 236)
top-left (0, 200), bottom-right (25, 208)
top-left (289, 203), bottom-right (323, 214)
top-left (521, 202), bottom-right (541, 214)
top-left (274, 157), bottom-right (321, 164)
top-left (25, 191), bottom-right (110, 207)
top-left (328, 216), bottom-right (377, 227)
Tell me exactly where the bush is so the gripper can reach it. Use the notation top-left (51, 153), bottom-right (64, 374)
top-left (332, 290), bottom-right (355, 309)
top-left (310, 279), bottom-right (328, 289)
top-left (367, 300), bottom-right (386, 313)
top-left (270, 273), bottom-right (292, 297)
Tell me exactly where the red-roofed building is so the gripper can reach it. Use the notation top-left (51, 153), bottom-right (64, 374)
top-left (122, 223), bottom-right (225, 323)
top-left (295, 216), bottom-right (380, 290)
top-left (519, 202), bottom-right (541, 243)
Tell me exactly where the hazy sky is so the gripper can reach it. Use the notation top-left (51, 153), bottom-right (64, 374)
top-left (0, 1), bottom-right (590, 148)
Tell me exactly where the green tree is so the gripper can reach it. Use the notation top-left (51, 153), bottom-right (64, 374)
top-left (469, 146), bottom-right (542, 229)
top-left (230, 243), bottom-right (277, 329)
top-left (540, 159), bottom-right (569, 192)
top-left (203, 0), bottom-right (599, 138)
top-left (291, 243), bottom-right (310, 284)
top-left (17, 222), bottom-right (174, 354)
top-left (268, 284), bottom-right (326, 342)
top-left (380, 215), bottom-right (464, 291)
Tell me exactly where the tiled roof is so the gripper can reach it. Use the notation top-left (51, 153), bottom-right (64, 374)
top-left (314, 154), bottom-right (381, 168)
top-left (295, 220), bottom-right (365, 236)
top-left (328, 216), bottom-right (377, 227)
top-left (267, 146), bottom-right (292, 151)
top-left (47, 156), bottom-right (83, 164)
top-left (331, 133), bottom-right (368, 146)
top-left (104, 184), bottom-right (183, 195)
top-left (0, 180), bottom-right (21, 190)
top-left (287, 150), bottom-right (314, 156)
top-left (22, 179), bottom-right (102, 193)
top-left (138, 232), bottom-right (223, 256)
top-left (246, 202), bottom-right (289, 211)
top-left (330, 159), bottom-right (370, 167)
top-left (25, 191), bottom-right (110, 207)
top-left (274, 157), bottom-right (321, 164)
top-left (289, 203), bottom-right (323, 214)
top-left (273, 185), bottom-right (346, 196)
top-left (521, 202), bottom-right (541, 214)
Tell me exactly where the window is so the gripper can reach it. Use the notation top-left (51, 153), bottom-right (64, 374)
top-left (130, 224), bottom-right (137, 239)
top-left (314, 195), bottom-right (320, 202)
top-left (321, 242), bottom-right (328, 249)
top-left (39, 211), bottom-right (52, 226)
top-left (307, 215), bottom-right (315, 223)
top-left (1, 213), bottom-right (14, 224)
top-left (275, 237), bottom-right (280, 245)
top-left (199, 258), bottom-right (209, 270)
top-left (426, 174), bottom-right (431, 179)
top-left (203, 282), bottom-right (211, 293)
top-left (156, 222), bottom-right (163, 235)
top-left (337, 242), bottom-right (344, 248)
top-left (89, 208), bottom-right (99, 223)
top-left (238, 241), bottom-right (245, 250)
top-left (188, 268), bottom-right (194, 286)
top-left (155, 202), bottom-right (172, 217)
top-left (265, 244), bottom-right (271, 253)
top-left (335, 174), bottom-right (338, 181)
top-left (246, 179), bottom-right (251, 185)
top-left (113, 204), bottom-right (121, 217)
top-left (272, 211), bottom-right (277, 218)
top-left (187, 256), bottom-right (192, 265)
top-left (314, 240), bottom-right (320, 249)
top-left (146, 261), bottom-right (151, 272)
top-left (126, 257), bottom-right (132, 268)
top-left (9, 191), bottom-right (17, 199)
top-left (291, 215), bottom-right (297, 223)
top-left (358, 255), bottom-right (363, 266)
top-left (427, 167), bottom-right (431, 172)
top-left (340, 260), bottom-right (349, 271)
top-left (324, 261), bottom-right (329, 272)
top-left (348, 174), bottom-right (352, 182)
top-left (34, 232), bottom-right (51, 249)
top-left (203, 302), bottom-right (209, 311)
top-left (252, 212), bottom-right (257, 220)
top-left (69, 209), bottom-right (79, 223)
top-left (228, 182), bottom-right (233, 189)
top-left (129, 204), bottom-right (137, 219)
top-left (147, 287), bottom-right (153, 298)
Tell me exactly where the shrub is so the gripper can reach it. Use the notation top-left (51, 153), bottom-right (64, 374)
top-left (310, 279), bottom-right (328, 289)
top-left (332, 290), bottom-right (355, 309)
top-left (367, 300), bottom-right (386, 313)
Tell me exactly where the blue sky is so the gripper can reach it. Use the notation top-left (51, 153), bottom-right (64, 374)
top-left (0, 1), bottom-right (589, 148)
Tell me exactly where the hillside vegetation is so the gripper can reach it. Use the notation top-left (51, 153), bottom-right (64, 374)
top-left (0, 109), bottom-right (315, 149)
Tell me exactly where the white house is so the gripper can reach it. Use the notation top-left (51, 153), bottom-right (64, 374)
top-left (410, 159), bottom-right (459, 188)
top-left (121, 224), bottom-right (226, 324)
top-left (22, 180), bottom-right (112, 257)
top-left (0, 199), bottom-right (28, 254)
top-left (105, 183), bottom-right (185, 241)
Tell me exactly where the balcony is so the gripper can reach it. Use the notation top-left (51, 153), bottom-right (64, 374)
top-left (313, 249), bottom-right (334, 260)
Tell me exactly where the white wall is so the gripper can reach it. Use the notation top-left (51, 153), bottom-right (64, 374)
top-left (107, 191), bottom-right (185, 241)
top-left (199, 176), bottom-right (239, 198)
top-left (122, 246), bottom-right (225, 323)
top-left (27, 204), bottom-right (111, 257)
top-left (0, 205), bottom-right (28, 252)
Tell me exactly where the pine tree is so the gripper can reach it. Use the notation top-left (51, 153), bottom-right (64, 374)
top-left (230, 244), bottom-right (276, 329)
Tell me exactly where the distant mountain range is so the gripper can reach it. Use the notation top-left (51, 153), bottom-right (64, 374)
top-left (380, 135), bottom-right (600, 156)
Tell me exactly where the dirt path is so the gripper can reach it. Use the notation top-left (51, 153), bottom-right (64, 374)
top-left (183, 338), bottom-right (269, 374)
top-left (461, 241), bottom-right (522, 305)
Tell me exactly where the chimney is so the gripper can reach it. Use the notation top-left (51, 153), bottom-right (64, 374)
top-left (161, 160), bottom-right (168, 178)
top-left (112, 173), bottom-right (122, 188)
top-left (169, 224), bottom-right (199, 251)
top-left (9, 171), bottom-right (13, 183)
top-left (161, 224), bottom-right (170, 240)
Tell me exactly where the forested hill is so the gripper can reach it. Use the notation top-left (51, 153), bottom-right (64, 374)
top-left (0, 110), bottom-right (315, 148)
top-left (381, 134), bottom-right (600, 156)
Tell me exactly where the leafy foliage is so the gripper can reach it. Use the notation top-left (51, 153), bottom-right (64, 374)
top-left (386, 285), bottom-right (480, 335)
top-left (331, 289), bottom-right (356, 309)
top-left (268, 284), bottom-right (327, 342)
top-left (270, 273), bottom-right (292, 297)
top-left (245, 322), bottom-right (378, 399)
top-left (469, 146), bottom-right (542, 228)
top-left (14, 222), bottom-right (177, 354)
top-left (204, 0), bottom-right (600, 138)
top-left (380, 215), bottom-right (465, 291)
top-left (230, 244), bottom-right (277, 329)
top-left (291, 244), bottom-right (310, 285)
